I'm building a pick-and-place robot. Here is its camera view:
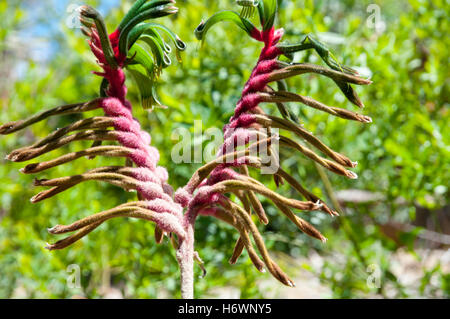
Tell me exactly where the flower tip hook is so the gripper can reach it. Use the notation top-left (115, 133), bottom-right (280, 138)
top-left (79, 5), bottom-right (98, 19)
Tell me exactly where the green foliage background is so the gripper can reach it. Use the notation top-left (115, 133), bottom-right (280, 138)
top-left (0, 0), bottom-right (448, 298)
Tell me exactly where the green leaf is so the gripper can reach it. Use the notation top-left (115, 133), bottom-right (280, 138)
top-left (142, 26), bottom-right (170, 53)
top-left (128, 43), bottom-right (155, 77)
top-left (146, 23), bottom-right (186, 62)
top-left (126, 64), bottom-right (160, 110)
top-left (257, 0), bottom-right (277, 30)
top-left (236, 1), bottom-right (260, 19)
top-left (138, 0), bottom-right (176, 13)
top-left (80, 6), bottom-right (117, 68)
top-left (118, 4), bottom-right (178, 55)
top-left (146, 23), bottom-right (187, 52)
top-left (333, 80), bottom-right (365, 108)
top-left (126, 23), bottom-right (186, 63)
top-left (194, 11), bottom-right (257, 43)
top-left (257, 2), bottom-right (265, 27)
top-left (138, 35), bottom-right (169, 70)
top-left (276, 80), bottom-right (300, 123)
top-left (99, 78), bottom-right (109, 97)
top-left (118, 0), bottom-right (147, 31)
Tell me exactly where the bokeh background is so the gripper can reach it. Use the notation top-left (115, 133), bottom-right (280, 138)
top-left (0, 0), bottom-right (448, 298)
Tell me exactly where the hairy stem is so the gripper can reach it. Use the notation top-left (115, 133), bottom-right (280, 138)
top-left (177, 213), bottom-right (196, 299)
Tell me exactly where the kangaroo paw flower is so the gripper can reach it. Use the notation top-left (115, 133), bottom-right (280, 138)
top-left (1, 1), bottom-right (189, 296)
top-left (189, 0), bottom-right (372, 287)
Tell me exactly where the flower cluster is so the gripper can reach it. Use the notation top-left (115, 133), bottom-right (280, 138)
top-left (0, 0), bottom-right (373, 298)
top-left (180, 0), bottom-right (373, 286)
top-left (0, 2), bottom-right (186, 250)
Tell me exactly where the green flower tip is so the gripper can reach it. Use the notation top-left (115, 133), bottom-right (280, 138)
top-left (194, 20), bottom-right (206, 40)
top-left (79, 5), bottom-right (99, 19)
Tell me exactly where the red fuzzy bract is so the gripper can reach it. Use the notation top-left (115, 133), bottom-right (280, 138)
top-left (109, 29), bottom-right (127, 65)
top-left (88, 28), bottom-right (184, 236)
top-left (183, 27), bottom-right (284, 214)
top-left (90, 30), bottom-right (127, 102)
